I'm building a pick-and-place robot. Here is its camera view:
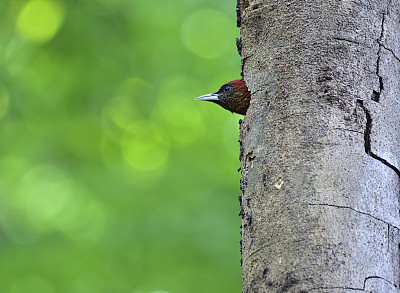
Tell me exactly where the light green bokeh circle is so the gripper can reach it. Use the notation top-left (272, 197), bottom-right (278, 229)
top-left (16, 0), bottom-right (65, 43)
top-left (182, 9), bottom-right (234, 59)
top-left (154, 76), bottom-right (204, 147)
top-left (18, 165), bottom-right (71, 226)
top-left (102, 77), bottom-right (150, 142)
top-left (120, 121), bottom-right (170, 171)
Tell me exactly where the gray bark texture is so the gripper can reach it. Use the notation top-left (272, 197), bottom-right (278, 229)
top-left (237, 0), bottom-right (400, 292)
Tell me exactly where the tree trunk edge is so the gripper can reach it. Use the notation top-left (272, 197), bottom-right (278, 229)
top-left (238, 1), bottom-right (400, 292)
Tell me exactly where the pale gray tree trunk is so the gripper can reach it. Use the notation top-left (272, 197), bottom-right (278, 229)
top-left (237, 1), bottom-right (400, 292)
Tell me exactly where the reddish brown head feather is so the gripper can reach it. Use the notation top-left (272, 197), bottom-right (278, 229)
top-left (224, 79), bottom-right (251, 115)
top-left (194, 78), bottom-right (251, 115)
top-left (229, 78), bottom-right (247, 90)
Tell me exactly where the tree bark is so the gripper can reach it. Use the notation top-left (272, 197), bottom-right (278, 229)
top-left (238, 1), bottom-right (400, 292)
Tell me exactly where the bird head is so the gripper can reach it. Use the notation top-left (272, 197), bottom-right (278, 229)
top-left (194, 78), bottom-right (251, 115)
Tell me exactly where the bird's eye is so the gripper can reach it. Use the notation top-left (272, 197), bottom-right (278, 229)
top-left (223, 85), bottom-right (232, 92)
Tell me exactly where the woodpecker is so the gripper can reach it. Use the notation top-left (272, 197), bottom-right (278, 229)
top-left (194, 78), bottom-right (250, 115)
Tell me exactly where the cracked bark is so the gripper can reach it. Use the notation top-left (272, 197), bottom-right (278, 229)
top-left (372, 13), bottom-right (385, 102)
top-left (238, 0), bottom-right (400, 292)
top-left (357, 100), bottom-right (400, 178)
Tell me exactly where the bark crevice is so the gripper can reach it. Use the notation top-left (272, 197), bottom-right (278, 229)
top-left (363, 275), bottom-right (398, 289)
top-left (356, 100), bottom-right (400, 179)
top-left (332, 37), bottom-right (361, 45)
top-left (306, 276), bottom-right (398, 292)
top-left (372, 13), bottom-right (385, 102)
top-left (309, 203), bottom-right (400, 230)
top-left (380, 43), bottom-right (400, 63)
top-left (306, 286), bottom-right (364, 292)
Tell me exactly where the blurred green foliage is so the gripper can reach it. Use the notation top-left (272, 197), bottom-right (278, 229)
top-left (0, 0), bottom-right (242, 292)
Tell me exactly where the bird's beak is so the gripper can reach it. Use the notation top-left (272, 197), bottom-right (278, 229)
top-left (194, 93), bottom-right (220, 101)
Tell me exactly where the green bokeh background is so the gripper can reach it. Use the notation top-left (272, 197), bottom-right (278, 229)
top-left (0, 0), bottom-right (242, 292)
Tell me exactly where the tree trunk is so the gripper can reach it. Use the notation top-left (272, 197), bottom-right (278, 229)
top-left (238, 1), bottom-right (400, 292)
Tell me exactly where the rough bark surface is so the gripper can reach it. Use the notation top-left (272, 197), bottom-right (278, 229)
top-left (238, 1), bottom-right (400, 292)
